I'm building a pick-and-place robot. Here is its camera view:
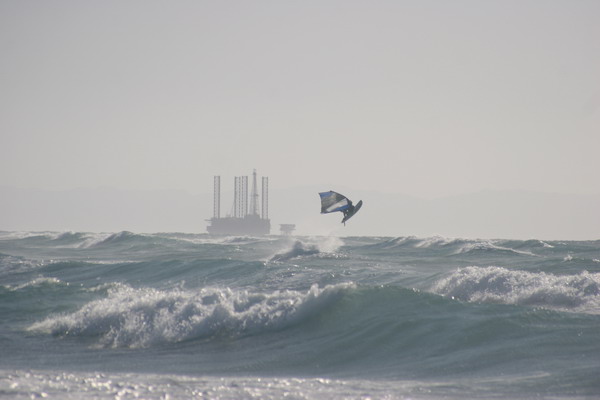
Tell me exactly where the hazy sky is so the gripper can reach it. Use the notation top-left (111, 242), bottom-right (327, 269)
top-left (2, 0), bottom-right (599, 199)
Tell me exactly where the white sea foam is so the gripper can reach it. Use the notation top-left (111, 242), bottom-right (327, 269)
top-left (28, 283), bottom-right (355, 348)
top-left (432, 266), bottom-right (600, 314)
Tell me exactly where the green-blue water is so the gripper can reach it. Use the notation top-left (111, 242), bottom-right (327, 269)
top-left (1, 232), bottom-right (599, 399)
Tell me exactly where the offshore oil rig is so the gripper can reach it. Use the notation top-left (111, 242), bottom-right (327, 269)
top-left (206, 170), bottom-right (271, 235)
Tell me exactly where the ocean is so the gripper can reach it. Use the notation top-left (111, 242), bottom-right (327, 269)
top-left (1, 231), bottom-right (599, 399)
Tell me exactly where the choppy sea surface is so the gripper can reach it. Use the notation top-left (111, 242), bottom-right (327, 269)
top-left (1, 231), bottom-right (599, 399)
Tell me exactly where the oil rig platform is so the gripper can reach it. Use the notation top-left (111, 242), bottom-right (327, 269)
top-left (206, 170), bottom-right (271, 235)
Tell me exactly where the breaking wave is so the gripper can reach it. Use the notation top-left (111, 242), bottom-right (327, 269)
top-left (269, 237), bottom-right (344, 262)
top-left (432, 266), bottom-right (600, 314)
top-left (269, 241), bottom-right (321, 262)
top-left (28, 283), bottom-right (354, 348)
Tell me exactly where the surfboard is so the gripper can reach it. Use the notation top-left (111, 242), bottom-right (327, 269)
top-left (342, 200), bottom-right (363, 224)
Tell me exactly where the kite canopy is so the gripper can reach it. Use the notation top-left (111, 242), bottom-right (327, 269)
top-left (319, 191), bottom-right (352, 214)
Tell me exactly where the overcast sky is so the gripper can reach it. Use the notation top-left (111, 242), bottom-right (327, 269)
top-left (2, 0), bottom-right (599, 200)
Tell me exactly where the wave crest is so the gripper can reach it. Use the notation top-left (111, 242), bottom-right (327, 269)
top-left (27, 283), bottom-right (354, 348)
top-left (269, 237), bottom-right (344, 262)
top-left (269, 241), bottom-right (320, 262)
top-left (432, 266), bottom-right (600, 313)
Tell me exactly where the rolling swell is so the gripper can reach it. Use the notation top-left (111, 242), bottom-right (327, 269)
top-left (358, 236), bottom-right (540, 258)
top-left (38, 258), bottom-right (270, 290)
top-left (24, 281), bottom-right (597, 381)
top-left (24, 283), bottom-right (447, 377)
top-left (1, 276), bottom-right (106, 326)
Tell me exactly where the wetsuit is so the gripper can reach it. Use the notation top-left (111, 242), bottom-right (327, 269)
top-left (342, 202), bottom-right (354, 225)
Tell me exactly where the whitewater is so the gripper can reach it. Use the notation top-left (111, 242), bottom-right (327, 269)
top-left (1, 231), bottom-right (599, 399)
